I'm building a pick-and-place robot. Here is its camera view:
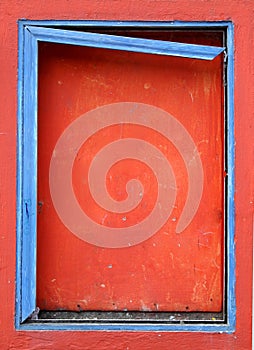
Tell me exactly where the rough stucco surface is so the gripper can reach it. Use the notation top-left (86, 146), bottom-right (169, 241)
top-left (0, 1), bottom-right (253, 349)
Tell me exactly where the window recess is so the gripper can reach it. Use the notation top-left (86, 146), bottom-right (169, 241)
top-left (16, 21), bottom-right (235, 332)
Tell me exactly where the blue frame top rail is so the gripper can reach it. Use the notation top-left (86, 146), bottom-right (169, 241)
top-left (27, 26), bottom-right (224, 60)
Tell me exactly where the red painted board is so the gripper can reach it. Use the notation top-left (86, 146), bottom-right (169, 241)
top-left (37, 32), bottom-right (224, 313)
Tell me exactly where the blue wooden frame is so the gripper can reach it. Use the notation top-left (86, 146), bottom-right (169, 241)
top-left (16, 20), bottom-right (235, 332)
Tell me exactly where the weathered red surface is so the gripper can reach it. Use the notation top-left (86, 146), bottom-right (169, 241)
top-left (0, 0), bottom-right (253, 349)
top-left (37, 36), bottom-right (223, 313)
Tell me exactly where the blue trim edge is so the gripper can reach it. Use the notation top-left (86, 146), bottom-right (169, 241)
top-left (225, 22), bottom-right (236, 332)
top-left (27, 25), bottom-right (224, 60)
top-left (18, 322), bottom-right (233, 332)
top-left (16, 19), bottom-right (25, 329)
top-left (16, 24), bottom-right (38, 325)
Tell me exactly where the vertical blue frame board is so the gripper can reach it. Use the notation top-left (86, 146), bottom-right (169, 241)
top-left (16, 20), bottom-right (235, 332)
top-left (16, 22), bottom-right (38, 323)
top-left (225, 22), bottom-right (235, 333)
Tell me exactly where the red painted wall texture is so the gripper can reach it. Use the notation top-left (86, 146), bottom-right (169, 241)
top-left (37, 37), bottom-right (224, 314)
top-left (0, 1), bottom-right (253, 349)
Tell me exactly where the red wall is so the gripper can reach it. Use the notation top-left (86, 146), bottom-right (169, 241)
top-left (0, 1), bottom-right (253, 349)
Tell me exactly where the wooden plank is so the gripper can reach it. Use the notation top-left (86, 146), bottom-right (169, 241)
top-left (27, 26), bottom-right (224, 60)
top-left (18, 26), bottom-right (38, 323)
top-left (225, 22), bottom-right (236, 331)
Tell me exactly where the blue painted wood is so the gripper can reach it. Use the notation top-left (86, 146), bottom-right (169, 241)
top-left (19, 26), bottom-right (38, 323)
top-left (27, 26), bottom-right (224, 60)
top-left (16, 20), bottom-right (25, 328)
top-left (16, 20), bottom-right (235, 332)
top-left (17, 321), bottom-right (234, 333)
top-left (21, 19), bottom-right (232, 28)
top-left (226, 22), bottom-right (236, 331)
